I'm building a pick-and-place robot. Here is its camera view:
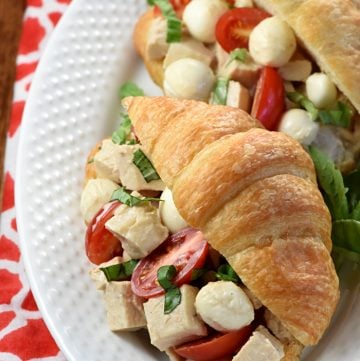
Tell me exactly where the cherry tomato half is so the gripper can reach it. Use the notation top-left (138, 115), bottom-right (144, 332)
top-left (131, 228), bottom-right (208, 298)
top-left (85, 201), bottom-right (123, 265)
top-left (215, 8), bottom-right (270, 52)
top-left (174, 326), bottom-right (253, 361)
top-left (251, 66), bottom-right (285, 130)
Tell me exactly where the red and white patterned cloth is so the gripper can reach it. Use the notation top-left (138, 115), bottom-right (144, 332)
top-left (1, 0), bottom-right (71, 359)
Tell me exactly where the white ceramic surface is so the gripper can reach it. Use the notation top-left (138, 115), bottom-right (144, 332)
top-left (15, 1), bottom-right (360, 361)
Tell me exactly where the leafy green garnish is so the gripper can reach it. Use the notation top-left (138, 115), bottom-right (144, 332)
top-left (344, 169), bottom-right (360, 213)
top-left (190, 268), bottom-right (207, 281)
top-left (227, 48), bottom-right (249, 65)
top-left (157, 265), bottom-right (182, 314)
top-left (164, 287), bottom-right (182, 314)
top-left (100, 259), bottom-right (139, 282)
top-left (211, 77), bottom-right (229, 105)
top-left (287, 92), bottom-right (318, 120)
top-left (152, 0), bottom-right (182, 43)
top-left (133, 149), bottom-right (161, 182)
top-left (119, 82), bottom-right (144, 100)
top-left (216, 264), bottom-right (240, 283)
top-left (157, 265), bottom-right (177, 290)
top-left (287, 92), bottom-right (353, 128)
top-left (308, 146), bottom-right (349, 220)
top-left (332, 220), bottom-right (360, 254)
top-left (111, 187), bottom-right (162, 207)
top-left (112, 115), bottom-right (133, 145)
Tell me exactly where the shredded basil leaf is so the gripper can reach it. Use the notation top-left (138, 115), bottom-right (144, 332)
top-left (147, 0), bottom-right (155, 4)
top-left (133, 149), bottom-right (161, 182)
top-left (164, 287), bottom-right (182, 314)
top-left (157, 265), bottom-right (177, 290)
top-left (112, 115), bottom-right (133, 145)
top-left (227, 48), bottom-right (249, 65)
top-left (111, 187), bottom-right (162, 207)
top-left (211, 77), bottom-right (229, 105)
top-left (190, 268), bottom-right (207, 281)
top-left (308, 146), bottom-right (349, 220)
top-left (287, 92), bottom-right (352, 127)
top-left (119, 82), bottom-right (144, 100)
top-left (344, 169), bottom-right (360, 212)
top-left (153, 0), bottom-right (182, 43)
top-left (216, 264), bottom-right (240, 283)
top-left (100, 259), bottom-right (139, 282)
top-left (157, 265), bottom-right (182, 314)
top-left (286, 92), bottom-right (318, 120)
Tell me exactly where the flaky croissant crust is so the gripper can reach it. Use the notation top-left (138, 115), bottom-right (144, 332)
top-left (123, 96), bottom-right (339, 347)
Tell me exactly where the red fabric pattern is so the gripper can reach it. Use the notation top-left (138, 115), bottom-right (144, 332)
top-left (48, 12), bottom-right (62, 27)
top-left (16, 61), bottom-right (38, 81)
top-left (0, 270), bottom-right (22, 304)
top-left (18, 18), bottom-right (46, 55)
top-left (21, 291), bottom-right (38, 311)
top-left (0, 235), bottom-right (20, 262)
top-left (0, 311), bottom-right (16, 331)
top-left (1, 172), bottom-right (15, 211)
top-left (7, 101), bottom-right (25, 137)
top-left (0, 319), bottom-right (60, 360)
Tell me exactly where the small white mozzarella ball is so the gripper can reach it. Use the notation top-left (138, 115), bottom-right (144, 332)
top-left (234, 0), bottom-right (253, 7)
top-left (278, 109), bottom-right (319, 146)
top-left (164, 58), bottom-right (215, 101)
top-left (195, 281), bottom-right (254, 332)
top-left (183, 0), bottom-right (228, 43)
top-left (159, 188), bottom-right (188, 233)
top-left (306, 72), bottom-right (337, 109)
top-left (249, 16), bottom-right (296, 67)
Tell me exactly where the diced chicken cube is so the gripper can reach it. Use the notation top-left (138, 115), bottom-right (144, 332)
top-left (105, 199), bottom-right (169, 259)
top-left (163, 38), bottom-right (215, 69)
top-left (144, 285), bottom-right (208, 351)
top-left (95, 141), bottom-right (164, 191)
top-left (232, 326), bottom-right (284, 361)
top-left (216, 43), bottom-right (261, 89)
top-left (94, 139), bottom-right (122, 183)
top-left (89, 256), bottom-right (123, 291)
top-left (80, 178), bottom-right (119, 223)
top-left (226, 81), bottom-right (251, 112)
top-left (146, 17), bottom-right (169, 60)
top-left (118, 144), bottom-right (165, 191)
top-left (103, 281), bottom-right (146, 331)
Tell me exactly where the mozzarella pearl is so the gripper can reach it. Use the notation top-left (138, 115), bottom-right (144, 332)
top-left (306, 72), bottom-right (337, 109)
top-left (195, 281), bottom-right (254, 332)
top-left (249, 16), bottom-right (296, 67)
top-left (183, 0), bottom-right (228, 43)
top-left (159, 188), bottom-right (188, 233)
top-left (278, 109), bottom-right (319, 146)
top-left (164, 58), bottom-right (215, 101)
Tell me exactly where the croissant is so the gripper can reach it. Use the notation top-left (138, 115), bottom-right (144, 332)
top-left (123, 96), bottom-right (339, 348)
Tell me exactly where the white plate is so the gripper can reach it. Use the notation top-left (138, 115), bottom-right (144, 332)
top-left (15, 0), bottom-right (360, 360)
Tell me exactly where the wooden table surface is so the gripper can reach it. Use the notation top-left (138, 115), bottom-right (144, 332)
top-left (0, 0), bottom-right (26, 205)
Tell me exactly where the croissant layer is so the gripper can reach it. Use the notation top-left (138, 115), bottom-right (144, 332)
top-left (123, 96), bottom-right (340, 346)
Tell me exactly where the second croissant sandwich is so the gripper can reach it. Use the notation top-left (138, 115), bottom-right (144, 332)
top-left (123, 95), bottom-right (340, 355)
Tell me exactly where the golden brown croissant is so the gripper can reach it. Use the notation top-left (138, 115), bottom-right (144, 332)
top-left (123, 96), bottom-right (340, 348)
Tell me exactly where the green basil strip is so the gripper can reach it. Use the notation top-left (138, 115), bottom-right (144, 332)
top-left (133, 149), bottom-right (161, 182)
top-left (212, 77), bottom-right (229, 105)
top-left (308, 146), bottom-right (349, 220)
top-left (227, 48), bottom-right (249, 65)
top-left (157, 265), bottom-right (177, 290)
top-left (112, 115), bottom-right (133, 145)
top-left (286, 92), bottom-right (318, 120)
top-left (119, 82), bottom-right (144, 100)
top-left (111, 187), bottom-right (162, 207)
top-left (216, 264), bottom-right (240, 283)
top-left (153, 0), bottom-right (182, 43)
top-left (332, 219), bottom-right (360, 254)
top-left (164, 287), bottom-right (182, 314)
top-left (100, 259), bottom-right (139, 282)
top-left (190, 268), bottom-right (207, 281)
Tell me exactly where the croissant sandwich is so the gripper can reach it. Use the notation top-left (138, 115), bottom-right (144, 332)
top-left (118, 95), bottom-right (339, 359)
top-left (133, 0), bottom-right (360, 173)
